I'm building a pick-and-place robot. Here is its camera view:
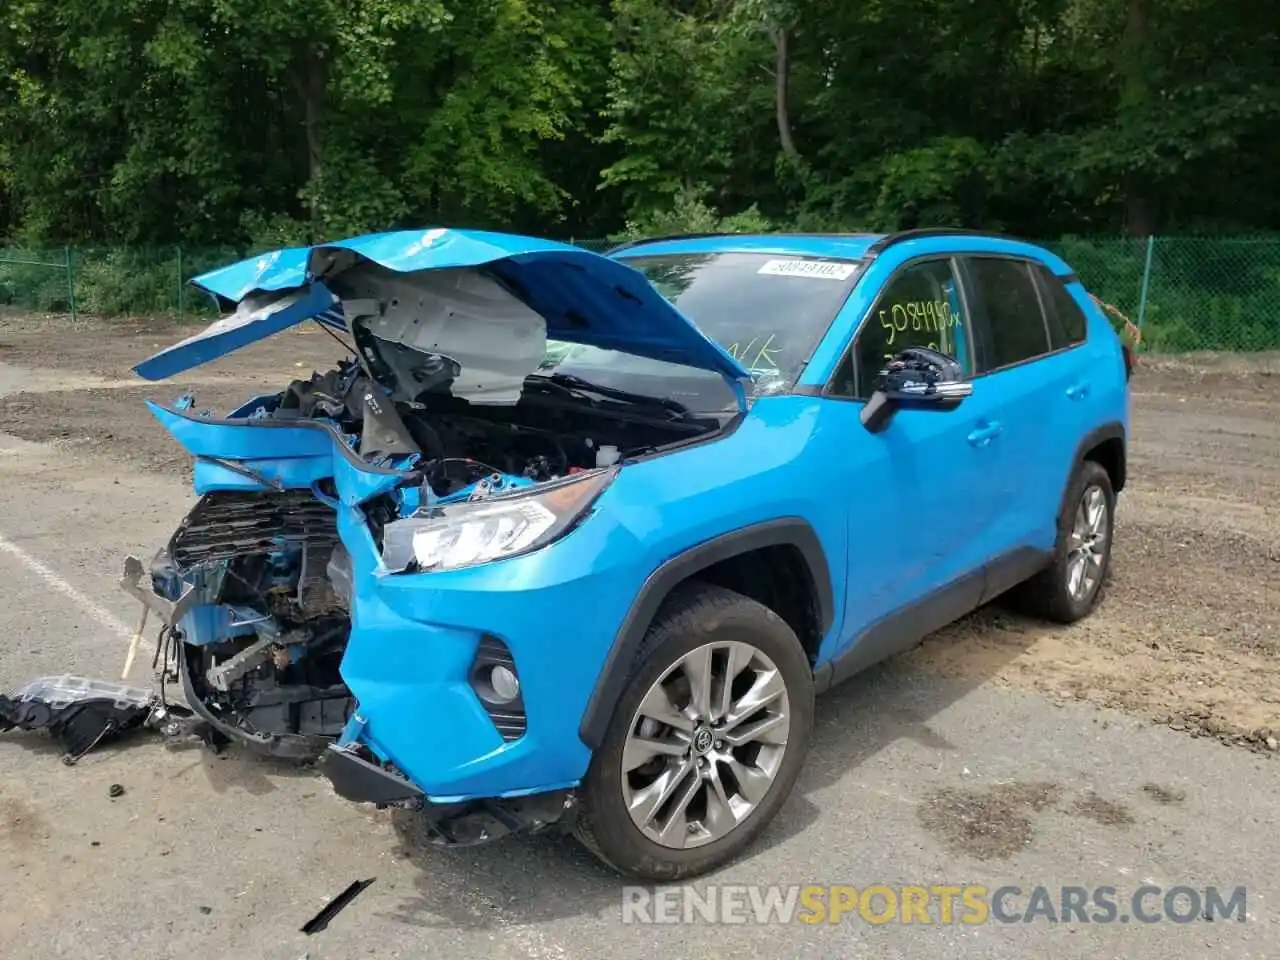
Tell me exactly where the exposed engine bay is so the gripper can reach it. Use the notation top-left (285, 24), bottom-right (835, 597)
top-left (266, 354), bottom-right (713, 492)
top-left (148, 341), bottom-right (726, 758)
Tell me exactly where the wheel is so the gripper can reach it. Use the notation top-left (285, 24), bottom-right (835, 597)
top-left (574, 583), bottom-right (814, 881)
top-left (1006, 459), bottom-right (1115, 623)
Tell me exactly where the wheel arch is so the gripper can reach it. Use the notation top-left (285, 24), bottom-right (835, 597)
top-left (577, 518), bottom-right (835, 750)
top-left (1060, 422), bottom-right (1126, 524)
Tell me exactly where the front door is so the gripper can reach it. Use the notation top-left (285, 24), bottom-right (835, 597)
top-left (817, 255), bottom-right (1007, 675)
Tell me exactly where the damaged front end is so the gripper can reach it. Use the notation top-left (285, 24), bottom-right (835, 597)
top-left (124, 487), bottom-right (357, 759)
top-left (117, 229), bottom-right (746, 844)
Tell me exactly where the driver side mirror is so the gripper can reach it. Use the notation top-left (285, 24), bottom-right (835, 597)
top-left (860, 346), bottom-right (973, 433)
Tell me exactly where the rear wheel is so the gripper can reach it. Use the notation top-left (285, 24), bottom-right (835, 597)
top-left (574, 584), bottom-right (814, 881)
top-left (1007, 459), bottom-right (1115, 623)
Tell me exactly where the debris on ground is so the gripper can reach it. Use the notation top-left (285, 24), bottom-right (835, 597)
top-left (300, 878), bottom-right (376, 935)
top-left (108, 783), bottom-right (125, 798)
top-left (0, 675), bottom-right (157, 764)
top-left (1141, 783), bottom-right (1187, 805)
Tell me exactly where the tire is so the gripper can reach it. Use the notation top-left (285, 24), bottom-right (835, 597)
top-left (1006, 459), bottom-right (1116, 624)
top-left (573, 582), bottom-right (815, 881)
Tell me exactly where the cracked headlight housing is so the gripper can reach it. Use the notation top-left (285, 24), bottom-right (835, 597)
top-left (379, 467), bottom-right (616, 573)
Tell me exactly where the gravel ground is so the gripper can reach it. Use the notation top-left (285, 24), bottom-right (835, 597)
top-left (0, 313), bottom-right (1277, 959)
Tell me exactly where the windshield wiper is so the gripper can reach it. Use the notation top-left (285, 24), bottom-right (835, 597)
top-left (526, 372), bottom-right (694, 420)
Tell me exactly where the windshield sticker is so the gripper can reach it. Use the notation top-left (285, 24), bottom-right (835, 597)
top-left (757, 259), bottom-right (856, 281)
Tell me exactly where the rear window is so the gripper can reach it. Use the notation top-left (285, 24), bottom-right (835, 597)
top-left (1028, 262), bottom-right (1089, 349)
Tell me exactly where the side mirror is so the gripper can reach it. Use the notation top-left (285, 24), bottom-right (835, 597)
top-left (860, 346), bottom-right (973, 433)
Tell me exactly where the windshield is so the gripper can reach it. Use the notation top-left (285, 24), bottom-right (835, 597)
top-left (533, 251), bottom-right (861, 413)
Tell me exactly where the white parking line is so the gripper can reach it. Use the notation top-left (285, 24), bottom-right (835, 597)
top-left (0, 531), bottom-right (135, 642)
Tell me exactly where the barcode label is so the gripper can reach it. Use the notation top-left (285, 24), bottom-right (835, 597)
top-left (757, 258), bottom-right (857, 281)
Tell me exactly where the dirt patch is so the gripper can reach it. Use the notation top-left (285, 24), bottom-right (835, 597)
top-left (0, 311), bottom-right (340, 382)
top-left (0, 316), bottom-right (342, 475)
top-left (0, 385), bottom-right (258, 477)
top-left (1141, 783), bottom-right (1187, 805)
top-left (908, 370), bottom-right (1280, 755)
top-left (0, 794), bottom-right (48, 850)
top-left (1071, 791), bottom-right (1136, 827)
top-left (917, 781), bottom-right (1061, 860)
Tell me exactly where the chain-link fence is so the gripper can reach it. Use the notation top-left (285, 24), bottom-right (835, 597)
top-left (2, 236), bottom-right (1278, 353)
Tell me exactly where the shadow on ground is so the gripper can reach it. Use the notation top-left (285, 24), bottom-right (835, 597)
top-left (379, 620), bottom-right (1046, 930)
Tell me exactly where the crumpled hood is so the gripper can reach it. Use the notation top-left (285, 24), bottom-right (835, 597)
top-left (133, 229), bottom-right (751, 394)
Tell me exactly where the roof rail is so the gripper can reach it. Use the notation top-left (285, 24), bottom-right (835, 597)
top-left (605, 228), bottom-right (1017, 259)
top-left (862, 227), bottom-right (1017, 259)
top-left (604, 230), bottom-right (885, 257)
top-left (602, 232), bottom-right (736, 256)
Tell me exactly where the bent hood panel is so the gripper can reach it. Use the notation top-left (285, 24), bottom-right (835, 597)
top-left (134, 229), bottom-right (751, 383)
top-left (134, 283), bottom-right (340, 382)
top-left (146, 400), bottom-right (413, 505)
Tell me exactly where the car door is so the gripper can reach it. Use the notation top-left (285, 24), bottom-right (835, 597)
top-left (957, 255), bottom-right (1089, 571)
top-left (816, 255), bottom-right (1008, 677)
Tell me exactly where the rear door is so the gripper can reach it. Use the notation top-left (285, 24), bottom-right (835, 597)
top-left (957, 255), bottom-right (1090, 570)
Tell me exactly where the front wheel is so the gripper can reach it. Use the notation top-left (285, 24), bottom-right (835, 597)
top-left (574, 584), bottom-right (814, 881)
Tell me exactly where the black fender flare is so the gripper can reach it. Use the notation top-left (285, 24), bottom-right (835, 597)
top-left (577, 517), bottom-right (835, 749)
top-left (1060, 421), bottom-right (1126, 520)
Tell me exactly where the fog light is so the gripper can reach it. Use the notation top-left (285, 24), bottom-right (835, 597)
top-left (469, 635), bottom-right (526, 741)
top-left (489, 665), bottom-right (520, 703)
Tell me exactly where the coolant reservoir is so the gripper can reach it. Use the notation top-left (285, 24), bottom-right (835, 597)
top-left (596, 444), bottom-right (620, 468)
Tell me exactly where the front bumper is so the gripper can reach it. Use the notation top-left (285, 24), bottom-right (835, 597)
top-left (321, 744), bottom-right (578, 846)
top-left (321, 743), bottom-right (424, 804)
top-left (330, 507), bottom-right (644, 803)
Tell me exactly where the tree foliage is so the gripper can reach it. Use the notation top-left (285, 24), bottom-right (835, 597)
top-left (1, 0), bottom-right (1275, 247)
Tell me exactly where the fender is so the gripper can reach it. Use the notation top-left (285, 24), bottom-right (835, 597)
top-left (577, 517), bottom-right (835, 749)
top-left (1062, 422), bottom-right (1126, 519)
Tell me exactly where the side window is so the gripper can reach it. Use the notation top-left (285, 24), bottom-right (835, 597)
top-left (966, 257), bottom-right (1051, 371)
top-left (839, 259), bottom-right (970, 399)
top-left (1038, 267), bottom-right (1089, 346)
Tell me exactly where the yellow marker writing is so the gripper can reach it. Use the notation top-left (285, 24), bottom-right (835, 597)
top-left (752, 333), bottom-right (779, 370)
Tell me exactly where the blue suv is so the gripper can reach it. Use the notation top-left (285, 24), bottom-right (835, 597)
top-left (122, 227), bottom-right (1130, 881)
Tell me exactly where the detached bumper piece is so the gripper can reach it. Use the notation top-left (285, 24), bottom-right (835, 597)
top-left (321, 745), bottom-right (425, 805)
top-left (321, 745), bottom-right (577, 847)
top-left (0, 676), bottom-right (157, 764)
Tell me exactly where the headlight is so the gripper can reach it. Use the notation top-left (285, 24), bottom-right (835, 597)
top-left (379, 467), bottom-right (615, 573)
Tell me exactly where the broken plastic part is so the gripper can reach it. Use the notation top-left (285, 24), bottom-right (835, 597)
top-left (300, 878), bottom-right (376, 935)
top-left (0, 675), bottom-right (157, 764)
top-left (9, 675), bottom-right (153, 711)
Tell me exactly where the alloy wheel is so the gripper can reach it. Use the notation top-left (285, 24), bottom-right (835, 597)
top-left (619, 641), bottom-right (791, 849)
top-left (1067, 484), bottom-right (1109, 601)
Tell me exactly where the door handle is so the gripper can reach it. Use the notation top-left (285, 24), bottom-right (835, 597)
top-left (1066, 382), bottom-right (1091, 400)
top-left (967, 421), bottom-right (1002, 447)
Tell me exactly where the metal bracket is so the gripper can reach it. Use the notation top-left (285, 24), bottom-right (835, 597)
top-left (119, 555), bottom-right (198, 629)
top-left (206, 633), bottom-right (277, 692)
